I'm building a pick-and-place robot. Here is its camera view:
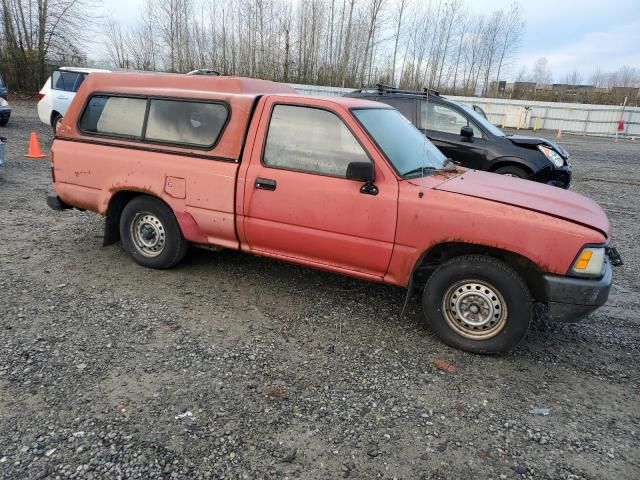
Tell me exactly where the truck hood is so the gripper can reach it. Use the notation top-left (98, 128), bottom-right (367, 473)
top-left (433, 170), bottom-right (610, 236)
top-left (506, 134), bottom-right (569, 158)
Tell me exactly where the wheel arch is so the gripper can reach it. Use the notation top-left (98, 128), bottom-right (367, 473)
top-left (489, 157), bottom-right (533, 175)
top-left (50, 110), bottom-right (61, 127)
top-left (103, 190), bottom-right (207, 246)
top-left (412, 241), bottom-right (546, 301)
top-left (103, 190), bottom-right (148, 246)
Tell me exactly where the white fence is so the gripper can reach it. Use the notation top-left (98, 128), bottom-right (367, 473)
top-left (288, 83), bottom-right (640, 138)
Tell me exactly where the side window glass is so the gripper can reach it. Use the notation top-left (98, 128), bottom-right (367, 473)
top-left (72, 74), bottom-right (86, 92)
top-left (145, 99), bottom-right (228, 147)
top-left (264, 105), bottom-right (370, 177)
top-left (421, 102), bottom-right (478, 137)
top-left (52, 71), bottom-right (63, 90)
top-left (468, 121), bottom-right (483, 138)
top-left (79, 95), bottom-right (147, 138)
top-left (385, 99), bottom-right (415, 124)
top-left (52, 71), bottom-right (83, 92)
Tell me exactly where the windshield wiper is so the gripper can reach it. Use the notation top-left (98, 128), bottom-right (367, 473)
top-left (402, 166), bottom-right (437, 178)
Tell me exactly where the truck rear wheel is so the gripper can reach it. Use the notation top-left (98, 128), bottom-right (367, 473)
top-left (119, 196), bottom-right (188, 269)
top-left (422, 255), bottom-right (531, 354)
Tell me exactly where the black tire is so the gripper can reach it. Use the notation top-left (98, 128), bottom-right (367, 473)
top-left (52, 114), bottom-right (63, 133)
top-left (422, 255), bottom-right (531, 354)
top-left (0, 119), bottom-right (8, 127)
top-left (494, 165), bottom-right (529, 179)
top-left (119, 196), bottom-right (188, 269)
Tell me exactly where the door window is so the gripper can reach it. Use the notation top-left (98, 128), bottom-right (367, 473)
top-left (421, 101), bottom-right (479, 137)
top-left (263, 105), bottom-right (370, 177)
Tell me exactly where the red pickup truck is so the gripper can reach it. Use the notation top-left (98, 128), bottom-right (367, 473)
top-left (47, 72), bottom-right (621, 353)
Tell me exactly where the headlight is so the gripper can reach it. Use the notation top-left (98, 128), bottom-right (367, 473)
top-left (571, 247), bottom-right (606, 277)
top-left (538, 145), bottom-right (564, 167)
top-left (0, 98), bottom-right (8, 107)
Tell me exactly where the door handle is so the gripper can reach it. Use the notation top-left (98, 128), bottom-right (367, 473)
top-left (255, 177), bottom-right (277, 191)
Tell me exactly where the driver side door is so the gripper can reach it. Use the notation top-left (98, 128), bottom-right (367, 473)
top-left (240, 98), bottom-right (399, 280)
top-left (419, 100), bottom-right (487, 170)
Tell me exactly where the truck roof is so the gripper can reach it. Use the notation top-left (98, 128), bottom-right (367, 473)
top-left (61, 72), bottom-right (391, 162)
top-left (82, 72), bottom-right (298, 99)
top-left (79, 73), bottom-right (387, 110)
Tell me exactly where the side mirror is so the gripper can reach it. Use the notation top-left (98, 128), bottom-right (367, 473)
top-left (460, 126), bottom-right (474, 141)
top-left (346, 161), bottom-right (374, 183)
top-left (346, 161), bottom-right (378, 195)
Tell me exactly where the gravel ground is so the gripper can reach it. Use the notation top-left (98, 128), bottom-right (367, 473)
top-left (0, 100), bottom-right (639, 479)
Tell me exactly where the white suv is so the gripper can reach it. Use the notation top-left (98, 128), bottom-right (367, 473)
top-left (38, 67), bottom-right (110, 132)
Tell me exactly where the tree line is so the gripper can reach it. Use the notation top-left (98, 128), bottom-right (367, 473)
top-left (1, 0), bottom-right (638, 104)
top-left (508, 59), bottom-right (640, 104)
top-left (104, 0), bottom-right (525, 96)
top-left (517, 59), bottom-right (640, 91)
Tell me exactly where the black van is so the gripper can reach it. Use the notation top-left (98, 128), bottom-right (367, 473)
top-left (346, 85), bottom-right (571, 188)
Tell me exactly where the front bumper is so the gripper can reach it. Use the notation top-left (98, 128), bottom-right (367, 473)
top-left (542, 261), bottom-right (612, 322)
top-left (533, 164), bottom-right (571, 189)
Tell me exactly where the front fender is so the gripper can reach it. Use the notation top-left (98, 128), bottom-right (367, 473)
top-left (489, 155), bottom-right (537, 174)
top-left (384, 187), bottom-right (606, 287)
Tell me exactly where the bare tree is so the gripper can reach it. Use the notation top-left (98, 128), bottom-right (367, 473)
top-left (564, 70), bottom-right (582, 85)
top-left (0, 0), bottom-right (94, 91)
top-left (493, 1), bottom-right (524, 92)
top-left (608, 65), bottom-right (639, 88)
top-left (531, 57), bottom-right (552, 85)
top-left (515, 65), bottom-right (528, 82)
top-left (447, 11), bottom-right (468, 93)
top-left (358, 0), bottom-right (386, 86)
top-left (389, 0), bottom-right (406, 85)
top-left (480, 10), bottom-right (504, 95)
top-left (104, 18), bottom-right (128, 69)
top-left (590, 67), bottom-right (607, 88)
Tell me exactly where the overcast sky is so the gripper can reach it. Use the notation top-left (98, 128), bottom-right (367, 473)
top-left (100, 0), bottom-right (640, 82)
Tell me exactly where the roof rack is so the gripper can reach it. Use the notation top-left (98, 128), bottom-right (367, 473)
top-left (351, 83), bottom-right (440, 97)
top-left (186, 69), bottom-right (221, 76)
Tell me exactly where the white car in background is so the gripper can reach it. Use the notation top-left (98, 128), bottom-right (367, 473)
top-left (38, 67), bottom-right (110, 132)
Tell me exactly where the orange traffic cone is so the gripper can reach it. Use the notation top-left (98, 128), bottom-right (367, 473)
top-left (24, 132), bottom-right (46, 159)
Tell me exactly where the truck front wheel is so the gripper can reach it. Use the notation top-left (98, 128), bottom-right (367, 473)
top-left (120, 196), bottom-right (188, 269)
top-left (422, 255), bottom-right (531, 354)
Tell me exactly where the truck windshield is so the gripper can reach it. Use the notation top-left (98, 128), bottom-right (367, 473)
top-left (352, 108), bottom-right (448, 176)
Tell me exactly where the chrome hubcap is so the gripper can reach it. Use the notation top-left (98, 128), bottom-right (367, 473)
top-left (442, 280), bottom-right (507, 339)
top-left (131, 212), bottom-right (165, 257)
